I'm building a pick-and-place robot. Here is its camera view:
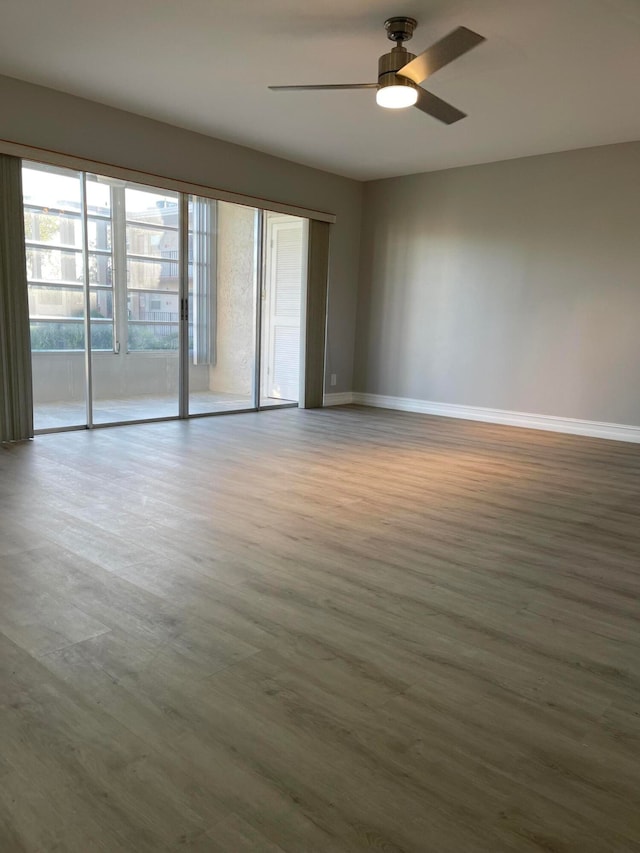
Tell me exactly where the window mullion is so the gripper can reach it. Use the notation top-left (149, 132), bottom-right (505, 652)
top-left (80, 173), bottom-right (93, 428)
top-left (111, 185), bottom-right (127, 353)
top-left (178, 192), bottom-right (189, 418)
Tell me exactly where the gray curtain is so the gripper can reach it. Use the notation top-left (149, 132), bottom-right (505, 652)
top-left (0, 154), bottom-right (33, 442)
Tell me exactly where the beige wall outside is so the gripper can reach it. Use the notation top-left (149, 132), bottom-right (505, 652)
top-left (207, 202), bottom-right (256, 396)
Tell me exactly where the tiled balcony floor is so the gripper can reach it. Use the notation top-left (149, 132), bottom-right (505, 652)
top-left (33, 391), bottom-right (295, 431)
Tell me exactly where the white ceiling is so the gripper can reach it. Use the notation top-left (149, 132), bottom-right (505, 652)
top-left (1, 0), bottom-right (639, 180)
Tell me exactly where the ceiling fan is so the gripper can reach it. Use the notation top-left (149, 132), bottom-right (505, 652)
top-left (269, 17), bottom-right (485, 124)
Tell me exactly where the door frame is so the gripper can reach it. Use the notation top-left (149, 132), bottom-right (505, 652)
top-left (259, 214), bottom-right (307, 409)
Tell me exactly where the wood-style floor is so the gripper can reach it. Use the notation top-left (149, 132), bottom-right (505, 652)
top-left (1, 406), bottom-right (639, 852)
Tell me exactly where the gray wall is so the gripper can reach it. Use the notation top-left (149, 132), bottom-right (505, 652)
top-left (355, 142), bottom-right (640, 425)
top-left (0, 74), bottom-right (362, 395)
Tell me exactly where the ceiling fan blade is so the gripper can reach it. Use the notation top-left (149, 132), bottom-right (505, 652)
top-left (268, 84), bottom-right (377, 91)
top-left (398, 26), bottom-right (485, 85)
top-left (414, 88), bottom-right (466, 124)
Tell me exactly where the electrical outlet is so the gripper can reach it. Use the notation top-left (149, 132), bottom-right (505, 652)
top-left (330, 373), bottom-right (337, 386)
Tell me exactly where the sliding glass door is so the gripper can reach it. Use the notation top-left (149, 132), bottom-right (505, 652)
top-left (188, 197), bottom-right (258, 415)
top-left (23, 164), bottom-right (87, 430)
top-left (22, 160), bottom-right (309, 432)
top-left (91, 181), bottom-right (180, 423)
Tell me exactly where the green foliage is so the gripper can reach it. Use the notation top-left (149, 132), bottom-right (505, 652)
top-left (24, 211), bottom-right (60, 243)
top-left (128, 326), bottom-right (179, 351)
top-left (30, 323), bottom-right (113, 351)
top-left (30, 323), bottom-right (179, 352)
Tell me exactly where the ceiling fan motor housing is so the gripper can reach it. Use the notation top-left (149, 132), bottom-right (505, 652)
top-left (378, 44), bottom-right (417, 91)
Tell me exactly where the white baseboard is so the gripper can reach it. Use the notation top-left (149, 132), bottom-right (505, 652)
top-left (347, 392), bottom-right (640, 444)
top-left (323, 392), bottom-right (355, 406)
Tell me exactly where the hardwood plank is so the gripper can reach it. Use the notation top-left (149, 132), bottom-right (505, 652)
top-left (186, 812), bottom-right (287, 852)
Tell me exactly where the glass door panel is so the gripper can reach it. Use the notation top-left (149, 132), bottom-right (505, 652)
top-left (23, 163), bottom-right (87, 430)
top-left (260, 212), bottom-right (306, 408)
top-left (188, 197), bottom-right (258, 414)
top-left (91, 181), bottom-right (180, 423)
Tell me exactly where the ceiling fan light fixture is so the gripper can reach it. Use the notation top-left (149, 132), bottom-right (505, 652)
top-left (376, 82), bottom-right (418, 109)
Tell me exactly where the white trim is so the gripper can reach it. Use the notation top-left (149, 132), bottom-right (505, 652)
top-left (350, 393), bottom-right (640, 444)
top-left (323, 391), bottom-right (354, 406)
top-left (1, 138), bottom-right (336, 224)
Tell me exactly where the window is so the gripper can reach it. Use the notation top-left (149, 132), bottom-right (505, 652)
top-left (124, 185), bottom-right (180, 351)
top-left (23, 165), bottom-right (184, 353)
top-left (24, 165), bottom-right (89, 351)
